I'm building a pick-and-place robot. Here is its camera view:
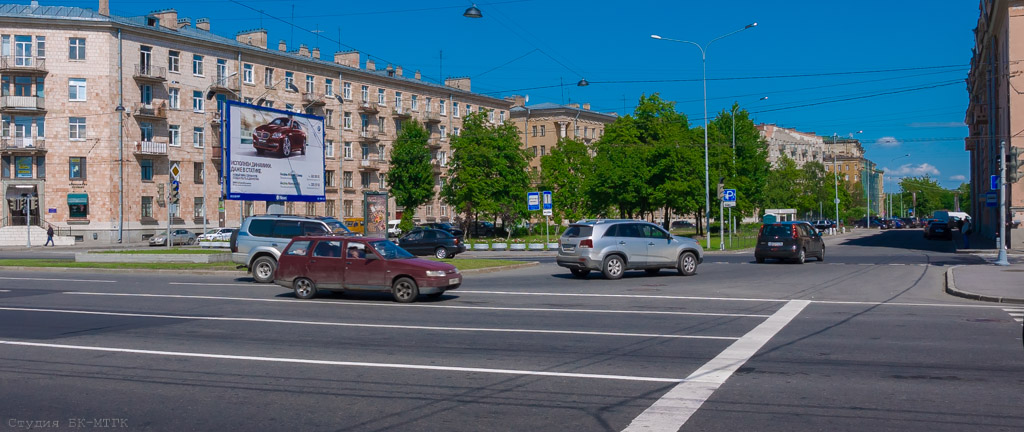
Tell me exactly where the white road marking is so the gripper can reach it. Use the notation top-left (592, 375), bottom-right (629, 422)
top-left (623, 300), bottom-right (810, 431)
top-left (0, 277), bottom-right (115, 283)
top-left (0, 290), bottom-right (8, 293)
top-left (0, 306), bottom-right (738, 340)
top-left (170, 282), bottom-right (255, 287)
top-left (0, 339), bottom-right (684, 383)
top-left (1005, 308), bottom-right (1024, 322)
top-left (62, 292), bottom-right (771, 317)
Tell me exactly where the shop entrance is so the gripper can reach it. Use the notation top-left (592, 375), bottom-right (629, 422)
top-left (5, 184), bottom-right (39, 226)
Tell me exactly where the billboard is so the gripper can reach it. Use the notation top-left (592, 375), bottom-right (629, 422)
top-left (222, 100), bottom-right (325, 202)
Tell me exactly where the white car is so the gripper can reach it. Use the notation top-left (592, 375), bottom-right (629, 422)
top-left (387, 220), bottom-right (403, 237)
top-left (198, 228), bottom-right (236, 242)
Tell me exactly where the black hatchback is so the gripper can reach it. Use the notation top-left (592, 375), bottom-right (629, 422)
top-left (398, 228), bottom-right (466, 259)
top-left (754, 221), bottom-right (825, 264)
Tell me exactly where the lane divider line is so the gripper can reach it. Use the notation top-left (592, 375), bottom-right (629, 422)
top-left (0, 339), bottom-right (685, 383)
top-left (624, 300), bottom-right (811, 431)
top-left (0, 306), bottom-right (739, 340)
top-left (0, 277), bottom-right (116, 283)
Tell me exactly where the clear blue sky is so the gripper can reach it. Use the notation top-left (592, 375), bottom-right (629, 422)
top-left (70, 0), bottom-right (975, 191)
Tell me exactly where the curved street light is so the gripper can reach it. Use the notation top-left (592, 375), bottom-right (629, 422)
top-left (463, 4), bottom-right (483, 18)
top-left (651, 22), bottom-right (757, 249)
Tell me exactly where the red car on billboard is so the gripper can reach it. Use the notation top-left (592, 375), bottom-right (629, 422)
top-left (253, 116), bottom-right (306, 157)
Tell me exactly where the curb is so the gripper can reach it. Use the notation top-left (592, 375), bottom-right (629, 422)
top-left (944, 266), bottom-right (1024, 304)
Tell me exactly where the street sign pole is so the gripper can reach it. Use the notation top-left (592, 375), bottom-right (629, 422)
top-left (996, 140), bottom-right (1009, 266)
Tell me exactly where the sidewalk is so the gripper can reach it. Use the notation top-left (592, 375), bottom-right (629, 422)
top-left (945, 264), bottom-right (1024, 304)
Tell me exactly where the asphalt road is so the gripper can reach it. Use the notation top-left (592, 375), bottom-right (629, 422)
top-left (0, 229), bottom-right (1021, 431)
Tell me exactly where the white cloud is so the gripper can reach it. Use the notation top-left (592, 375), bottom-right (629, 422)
top-left (875, 136), bottom-right (901, 147)
top-left (949, 174), bottom-right (966, 181)
top-left (883, 163), bottom-right (940, 177)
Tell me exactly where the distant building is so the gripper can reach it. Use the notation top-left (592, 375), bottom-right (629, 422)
top-left (508, 99), bottom-right (617, 178)
top-left (756, 124), bottom-right (826, 168)
top-left (820, 136), bottom-right (884, 216)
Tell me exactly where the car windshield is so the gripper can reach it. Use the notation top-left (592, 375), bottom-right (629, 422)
top-left (269, 117), bottom-right (289, 126)
top-left (370, 240), bottom-right (415, 260)
top-left (762, 225), bottom-right (792, 237)
top-left (561, 225), bottom-right (593, 238)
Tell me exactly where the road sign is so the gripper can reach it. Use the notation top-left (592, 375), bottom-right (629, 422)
top-left (542, 191), bottom-right (552, 210)
top-left (986, 191), bottom-right (998, 207)
top-left (907, 208), bottom-right (914, 216)
top-left (991, 174), bottom-right (999, 190)
top-left (527, 192), bottom-right (540, 211)
top-left (722, 188), bottom-right (736, 207)
top-left (543, 208), bottom-right (552, 216)
top-left (170, 162), bottom-right (181, 181)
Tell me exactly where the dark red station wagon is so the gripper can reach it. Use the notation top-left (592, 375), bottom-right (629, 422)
top-left (273, 236), bottom-right (462, 303)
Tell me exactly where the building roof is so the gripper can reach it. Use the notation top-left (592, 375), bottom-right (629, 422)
top-left (0, 2), bottom-right (509, 105)
top-left (510, 102), bottom-right (617, 121)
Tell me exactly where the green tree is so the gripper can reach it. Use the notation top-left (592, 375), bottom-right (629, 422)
top-left (763, 157), bottom-right (802, 210)
top-left (707, 104), bottom-right (770, 220)
top-left (539, 138), bottom-right (593, 223)
top-left (386, 120), bottom-right (434, 232)
top-left (899, 176), bottom-right (947, 217)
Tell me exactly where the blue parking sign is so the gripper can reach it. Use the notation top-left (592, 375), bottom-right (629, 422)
top-left (991, 174), bottom-right (999, 190)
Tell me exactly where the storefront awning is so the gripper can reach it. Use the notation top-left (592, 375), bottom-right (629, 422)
top-left (67, 193), bottom-right (88, 205)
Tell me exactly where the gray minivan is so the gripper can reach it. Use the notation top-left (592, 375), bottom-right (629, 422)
top-left (556, 219), bottom-right (704, 280)
top-left (230, 215), bottom-right (333, 283)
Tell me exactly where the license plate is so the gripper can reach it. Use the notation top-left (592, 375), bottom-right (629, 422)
top-left (562, 245), bottom-right (575, 252)
top-left (448, 278), bottom-right (460, 285)
top-left (935, 229), bottom-right (944, 232)
top-left (768, 242), bottom-right (783, 247)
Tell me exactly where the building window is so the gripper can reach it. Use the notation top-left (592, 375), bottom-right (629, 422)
top-left (343, 112), bottom-right (352, 129)
top-left (215, 58), bottom-right (228, 82)
top-left (540, 125), bottom-right (546, 136)
top-left (68, 78), bottom-right (86, 101)
top-left (69, 117), bottom-right (86, 140)
top-left (141, 84), bottom-right (153, 105)
top-left (360, 172), bottom-right (370, 188)
top-left (243, 63), bottom-right (254, 84)
top-left (378, 88), bottom-right (386, 105)
top-left (192, 54), bottom-right (203, 76)
top-left (499, 111), bottom-right (506, 122)
top-left (169, 88), bottom-right (180, 109)
top-left (343, 82), bottom-right (352, 99)
top-left (168, 50), bottom-right (179, 72)
top-left (305, 75), bottom-right (314, 93)
top-left (325, 170), bottom-right (335, 186)
top-left (395, 92), bottom-right (403, 111)
top-left (466, 104), bottom-right (472, 113)
top-left (193, 127), bottom-right (205, 148)
top-left (540, 145), bottom-right (546, 156)
top-left (264, 67), bottom-right (274, 87)
top-left (141, 196), bottom-right (153, 218)
top-left (285, 71), bottom-right (294, 90)
top-left (141, 159), bottom-right (154, 181)
top-left (325, 139), bottom-right (334, 158)
top-left (489, 110), bottom-right (495, 122)
top-left (194, 197), bottom-right (204, 219)
top-left (343, 200), bottom-right (353, 217)
top-left (69, 157), bottom-right (86, 180)
top-left (325, 79), bottom-right (334, 96)
top-left (532, 126), bottom-right (538, 137)
top-left (439, 99), bottom-right (446, 115)
top-left (325, 199), bottom-right (336, 217)
top-left (440, 125), bottom-right (447, 139)
top-left (361, 144), bottom-right (369, 160)
top-left (411, 94), bottom-right (418, 111)
top-left (361, 85), bottom-right (369, 102)
top-left (343, 171), bottom-right (353, 188)
top-left (361, 114), bottom-right (369, 131)
top-left (344, 142), bottom-right (353, 159)
top-left (425, 97), bottom-right (432, 113)
top-left (168, 125), bottom-right (180, 146)
top-left (68, 37), bottom-right (85, 60)
top-left (453, 103), bottom-right (459, 117)
top-left (193, 91), bottom-right (204, 112)
top-left (325, 109), bottom-right (334, 127)
top-left (305, 202), bottom-right (315, 216)
top-left (378, 116), bottom-right (386, 134)
top-left (140, 122), bottom-right (153, 141)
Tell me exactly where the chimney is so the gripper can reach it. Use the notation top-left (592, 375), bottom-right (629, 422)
top-left (333, 51), bottom-right (359, 68)
top-left (311, 48), bottom-right (320, 60)
top-left (177, 17), bottom-right (191, 29)
top-left (505, 95), bottom-right (526, 108)
top-left (235, 29), bottom-right (267, 49)
top-left (278, 40), bottom-right (287, 52)
top-left (444, 77), bottom-right (471, 91)
top-left (414, 70), bottom-right (421, 80)
top-left (568, 103), bottom-right (580, 109)
top-left (583, 103), bottom-right (590, 110)
top-left (298, 44), bottom-right (310, 58)
top-left (395, 66), bottom-right (403, 77)
top-left (151, 9), bottom-right (178, 30)
top-left (98, 0), bottom-right (109, 16)
top-left (386, 64), bottom-right (394, 77)
top-left (196, 18), bottom-right (210, 31)
top-left (365, 59), bottom-right (375, 71)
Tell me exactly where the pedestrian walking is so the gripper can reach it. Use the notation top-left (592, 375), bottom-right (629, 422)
top-left (44, 224), bottom-right (55, 247)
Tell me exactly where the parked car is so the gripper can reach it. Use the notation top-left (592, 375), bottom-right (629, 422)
top-left (555, 219), bottom-right (704, 280)
top-left (149, 229), bottom-right (197, 246)
top-left (398, 228), bottom-right (466, 259)
top-left (197, 228), bottom-right (236, 242)
top-left (273, 236), bottom-right (462, 303)
top-left (387, 219), bottom-right (403, 237)
top-left (852, 217), bottom-right (885, 228)
top-left (344, 217), bottom-right (365, 235)
top-left (253, 117), bottom-right (306, 157)
top-left (230, 214), bottom-right (334, 283)
top-left (416, 222), bottom-right (465, 238)
top-left (670, 220), bottom-right (696, 229)
top-left (754, 221), bottom-right (825, 264)
top-left (811, 220), bottom-right (836, 231)
top-left (924, 219), bottom-right (952, 240)
top-left (316, 216), bottom-right (355, 235)
top-left (467, 221), bottom-right (507, 237)
top-left (900, 217), bottom-right (921, 228)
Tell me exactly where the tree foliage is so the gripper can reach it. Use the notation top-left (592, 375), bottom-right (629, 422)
top-left (387, 120), bottom-right (434, 232)
top-left (539, 138), bottom-right (593, 223)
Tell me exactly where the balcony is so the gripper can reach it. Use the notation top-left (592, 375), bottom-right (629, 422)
top-left (431, 159), bottom-right (443, 173)
top-left (134, 139), bottom-right (168, 156)
top-left (359, 129), bottom-right (380, 142)
top-left (0, 56), bottom-right (46, 75)
top-left (357, 101), bottom-right (379, 114)
top-left (427, 138), bottom-right (444, 149)
top-left (359, 159), bottom-right (382, 172)
top-left (302, 92), bottom-right (326, 107)
top-left (0, 95), bottom-right (45, 114)
top-left (133, 102), bottom-right (167, 120)
top-left (208, 75), bottom-right (241, 95)
top-left (424, 111), bottom-right (441, 123)
top-left (133, 65), bottom-right (167, 82)
top-left (211, 143), bottom-right (223, 161)
top-left (393, 104), bottom-right (412, 119)
top-left (0, 136), bottom-right (46, 153)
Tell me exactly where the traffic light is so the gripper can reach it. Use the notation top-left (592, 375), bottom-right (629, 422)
top-left (1008, 146), bottom-right (1024, 184)
top-left (170, 180), bottom-right (180, 205)
top-left (29, 197), bottom-right (37, 212)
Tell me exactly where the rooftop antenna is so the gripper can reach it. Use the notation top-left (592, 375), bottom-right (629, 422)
top-left (312, 25), bottom-right (322, 50)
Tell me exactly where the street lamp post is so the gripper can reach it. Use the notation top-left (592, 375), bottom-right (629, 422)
top-left (652, 22), bottom-right (757, 249)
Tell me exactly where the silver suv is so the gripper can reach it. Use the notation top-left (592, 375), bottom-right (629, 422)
top-left (230, 214), bottom-right (333, 283)
top-left (556, 219), bottom-right (704, 280)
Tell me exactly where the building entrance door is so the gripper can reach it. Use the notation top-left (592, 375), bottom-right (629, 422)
top-left (5, 185), bottom-right (39, 226)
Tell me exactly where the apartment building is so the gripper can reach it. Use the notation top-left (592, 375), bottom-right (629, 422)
top-left (0, 1), bottom-right (511, 243)
top-left (965, 0), bottom-right (1023, 248)
top-left (508, 101), bottom-right (616, 175)
top-left (756, 124), bottom-right (827, 168)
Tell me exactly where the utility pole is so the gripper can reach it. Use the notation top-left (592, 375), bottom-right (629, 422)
top-left (995, 140), bottom-right (1009, 266)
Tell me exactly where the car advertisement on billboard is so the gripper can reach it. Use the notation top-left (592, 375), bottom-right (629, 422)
top-left (222, 100), bottom-right (325, 202)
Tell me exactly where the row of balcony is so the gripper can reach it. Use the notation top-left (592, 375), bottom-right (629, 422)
top-left (0, 136), bottom-right (45, 152)
top-left (0, 56), bottom-right (46, 75)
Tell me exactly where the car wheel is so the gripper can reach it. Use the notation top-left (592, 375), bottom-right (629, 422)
top-left (678, 252), bottom-right (698, 276)
top-left (645, 268), bottom-right (660, 276)
top-left (818, 246), bottom-right (825, 262)
top-left (282, 138), bottom-right (291, 157)
top-left (187, 238), bottom-right (195, 245)
top-left (392, 277), bottom-right (419, 303)
top-left (293, 278), bottom-right (317, 300)
top-left (570, 268), bottom-right (590, 278)
top-left (251, 256), bottom-right (277, 284)
top-left (755, 255), bottom-right (765, 263)
top-left (602, 255), bottom-right (624, 280)
top-left (434, 247), bottom-right (449, 259)
top-left (795, 248), bottom-right (806, 264)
